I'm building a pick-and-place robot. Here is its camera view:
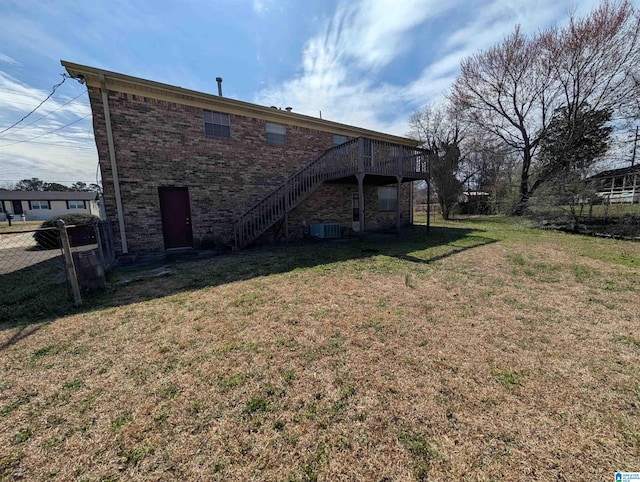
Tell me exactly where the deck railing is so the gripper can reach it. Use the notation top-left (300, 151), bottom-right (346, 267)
top-left (233, 137), bottom-right (427, 250)
top-left (596, 187), bottom-right (640, 204)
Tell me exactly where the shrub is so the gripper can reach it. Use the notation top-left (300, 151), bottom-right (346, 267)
top-left (33, 214), bottom-right (100, 250)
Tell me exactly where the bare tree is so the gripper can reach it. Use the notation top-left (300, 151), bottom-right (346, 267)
top-left (450, 1), bottom-right (640, 214)
top-left (450, 27), bottom-right (554, 214)
top-left (546, 1), bottom-right (640, 121)
top-left (461, 131), bottom-right (520, 213)
top-left (408, 102), bottom-right (465, 219)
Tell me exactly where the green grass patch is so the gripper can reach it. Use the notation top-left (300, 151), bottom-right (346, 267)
top-left (492, 369), bottom-right (524, 387)
top-left (62, 379), bottom-right (84, 391)
top-left (120, 443), bottom-right (155, 468)
top-left (10, 428), bottom-right (31, 445)
top-left (110, 412), bottom-right (133, 431)
top-left (398, 431), bottom-right (440, 479)
top-left (243, 397), bottom-right (269, 416)
top-left (218, 373), bottom-right (247, 391)
top-left (32, 345), bottom-right (58, 358)
top-left (614, 335), bottom-right (640, 348)
top-left (0, 266), bottom-right (72, 325)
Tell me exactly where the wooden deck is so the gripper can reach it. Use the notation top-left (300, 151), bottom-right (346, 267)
top-left (234, 137), bottom-right (428, 250)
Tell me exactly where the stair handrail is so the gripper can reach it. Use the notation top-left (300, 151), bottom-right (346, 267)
top-left (236, 137), bottom-right (360, 216)
top-left (233, 137), bottom-right (429, 249)
top-left (233, 138), bottom-right (361, 249)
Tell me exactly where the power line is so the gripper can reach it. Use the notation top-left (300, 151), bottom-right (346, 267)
top-left (0, 114), bottom-right (91, 148)
top-left (0, 91), bottom-right (88, 139)
top-left (0, 179), bottom-right (99, 183)
top-left (0, 73), bottom-right (69, 136)
top-left (0, 138), bottom-right (96, 150)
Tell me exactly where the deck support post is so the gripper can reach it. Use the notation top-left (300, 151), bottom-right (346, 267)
top-left (396, 175), bottom-right (403, 236)
top-left (610, 177), bottom-right (615, 203)
top-left (356, 173), bottom-right (365, 241)
top-left (357, 137), bottom-right (365, 172)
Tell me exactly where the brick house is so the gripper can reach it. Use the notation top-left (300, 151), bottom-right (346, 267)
top-left (61, 61), bottom-right (429, 255)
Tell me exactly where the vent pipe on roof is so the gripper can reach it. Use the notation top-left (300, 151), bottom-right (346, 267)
top-left (285, 107), bottom-right (292, 112)
top-left (216, 77), bottom-right (223, 96)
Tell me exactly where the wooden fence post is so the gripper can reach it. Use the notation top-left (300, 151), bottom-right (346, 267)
top-left (57, 220), bottom-right (82, 306)
top-left (93, 221), bottom-right (105, 268)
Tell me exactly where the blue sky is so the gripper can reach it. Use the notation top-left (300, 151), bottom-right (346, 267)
top-left (0, 0), bottom-right (619, 186)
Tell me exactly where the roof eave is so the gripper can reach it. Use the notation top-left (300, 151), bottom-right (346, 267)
top-left (61, 60), bottom-right (421, 148)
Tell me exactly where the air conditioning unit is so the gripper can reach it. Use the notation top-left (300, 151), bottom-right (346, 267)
top-left (309, 223), bottom-right (341, 239)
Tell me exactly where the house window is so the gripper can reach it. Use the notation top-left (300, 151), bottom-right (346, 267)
top-left (67, 200), bottom-right (86, 209)
top-left (203, 110), bottom-right (231, 138)
top-left (29, 200), bottom-right (50, 210)
top-left (378, 186), bottom-right (397, 212)
top-left (266, 122), bottom-right (286, 145)
top-left (333, 134), bottom-right (348, 146)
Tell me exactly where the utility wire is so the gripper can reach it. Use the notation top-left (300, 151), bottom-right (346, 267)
top-left (0, 114), bottom-right (91, 148)
top-left (0, 90), bottom-right (88, 139)
top-left (0, 73), bottom-right (69, 136)
top-left (0, 179), bottom-right (97, 183)
top-left (0, 138), bottom-right (95, 149)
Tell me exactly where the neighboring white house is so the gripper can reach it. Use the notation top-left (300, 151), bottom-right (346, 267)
top-left (587, 164), bottom-right (640, 204)
top-left (0, 191), bottom-right (101, 222)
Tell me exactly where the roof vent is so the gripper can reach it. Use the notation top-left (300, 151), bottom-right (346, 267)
top-left (216, 77), bottom-right (223, 96)
top-left (285, 107), bottom-right (292, 112)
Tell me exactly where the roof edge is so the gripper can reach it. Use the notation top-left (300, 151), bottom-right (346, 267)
top-left (61, 60), bottom-right (420, 147)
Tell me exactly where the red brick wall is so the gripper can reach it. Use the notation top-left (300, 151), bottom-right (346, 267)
top-left (286, 182), bottom-right (412, 239)
top-left (89, 87), bottom-right (413, 254)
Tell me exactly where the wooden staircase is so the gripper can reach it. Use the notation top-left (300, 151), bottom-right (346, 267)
top-left (233, 137), bottom-right (427, 250)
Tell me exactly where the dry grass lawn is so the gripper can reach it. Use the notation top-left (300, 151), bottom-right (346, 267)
top-left (0, 221), bottom-right (42, 234)
top-left (1, 217), bottom-right (639, 481)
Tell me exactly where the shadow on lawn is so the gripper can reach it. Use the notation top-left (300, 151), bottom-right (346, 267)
top-left (0, 225), bottom-right (497, 340)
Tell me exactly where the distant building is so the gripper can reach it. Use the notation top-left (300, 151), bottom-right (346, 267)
top-left (587, 165), bottom-right (640, 204)
top-left (0, 191), bottom-right (101, 222)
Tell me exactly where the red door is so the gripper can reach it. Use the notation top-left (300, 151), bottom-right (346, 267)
top-left (158, 187), bottom-right (193, 249)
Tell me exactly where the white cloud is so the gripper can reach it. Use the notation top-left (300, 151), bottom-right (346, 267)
top-left (299, 0), bottom-right (457, 74)
top-left (252, 0), bottom-right (270, 14)
top-left (254, 0), bottom-right (610, 139)
top-left (0, 53), bottom-right (19, 66)
top-left (0, 71), bottom-right (96, 183)
top-left (254, 0), bottom-right (462, 136)
top-left (0, 72), bottom-right (90, 118)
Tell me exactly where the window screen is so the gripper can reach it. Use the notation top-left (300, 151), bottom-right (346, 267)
top-left (266, 122), bottom-right (286, 145)
top-left (204, 110), bottom-right (231, 138)
top-left (377, 186), bottom-right (397, 212)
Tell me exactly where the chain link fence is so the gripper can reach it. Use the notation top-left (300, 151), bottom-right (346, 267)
top-left (0, 221), bottom-right (115, 323)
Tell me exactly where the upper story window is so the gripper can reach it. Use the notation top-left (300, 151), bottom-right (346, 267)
top-left (67, 200), bottom-right (86, 209)
top-left (29, 200), bottom-right (50, 210)
top-left (204, 110), bottom-right (231, 138)
top-left (266, 122), bottom-right (286, 146)
top-left (333, 134), bottom-right (348, 146)
top-left (377, 186), bottom-right (397, 212)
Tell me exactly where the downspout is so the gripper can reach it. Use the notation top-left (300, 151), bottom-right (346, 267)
top-left (99, 73), bottom-right (128, 254)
